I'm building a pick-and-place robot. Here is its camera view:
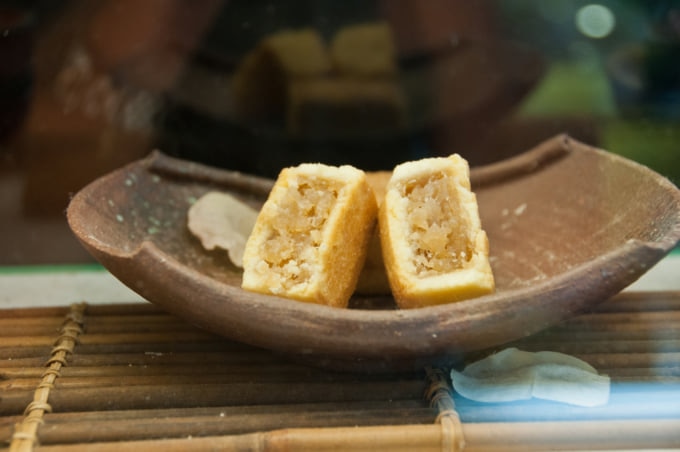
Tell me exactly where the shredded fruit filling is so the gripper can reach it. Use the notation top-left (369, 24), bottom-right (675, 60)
top-left (260, 176), bottom-right (341, 290)
top-left (400, 173), bottom-right (473, 277)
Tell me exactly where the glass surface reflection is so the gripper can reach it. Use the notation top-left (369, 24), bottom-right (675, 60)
top-left (1, 0), bottom-right (678, 262)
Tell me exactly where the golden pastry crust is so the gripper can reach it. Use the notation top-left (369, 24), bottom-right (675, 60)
top-left (242, 163), bottom-right (377, 308)
top-left (355, 170), bottom-right (392, 295)
top-left (365, 170), bottom-right (392, 201)
top-left (379, 154), bottom-right (495, 308)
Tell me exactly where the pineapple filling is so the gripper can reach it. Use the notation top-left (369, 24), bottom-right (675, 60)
top-left (260, 176), bottom-right (341, 290)
top-left (400, 173), bottom-right (473, 277)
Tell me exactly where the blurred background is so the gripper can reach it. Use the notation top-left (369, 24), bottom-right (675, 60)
top-left (1, 0), bottom-right (679, 265)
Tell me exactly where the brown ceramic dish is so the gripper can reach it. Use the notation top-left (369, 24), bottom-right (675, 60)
top-left (67, 135), bottom-right (680, 372)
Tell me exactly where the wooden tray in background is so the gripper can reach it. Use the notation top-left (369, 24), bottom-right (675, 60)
top-left (2, 291), bottom-right (680, 451)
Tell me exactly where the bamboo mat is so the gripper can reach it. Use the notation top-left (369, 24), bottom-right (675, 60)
top-left (2, 292), bottom-right (679, 451)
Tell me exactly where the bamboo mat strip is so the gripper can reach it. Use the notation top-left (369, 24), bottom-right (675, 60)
top-left (27, 403), bottom-right (434, 446)
top-left (7, 303), bottom-right (86, 452)
top-left (1, 292), bottom-right (680, 451)
top-left (2, 381), bottom-right (427, 416)
top-left (27, 419), bottom-right (680, 452)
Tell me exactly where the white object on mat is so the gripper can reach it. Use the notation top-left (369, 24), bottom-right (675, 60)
top-left (187, 191), bottom-right (259, 268)
top-left (451, 347), bottom-right (610, 407)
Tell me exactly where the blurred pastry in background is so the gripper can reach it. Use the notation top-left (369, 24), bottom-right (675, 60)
top-left (231, 28), bottom-right (332, 122)
top-left (330, 22), bottom-right (397, 77)
top-left (287, 77), bottom-right (406, 136)
top-left (231, 22), bottom-right (406, 138)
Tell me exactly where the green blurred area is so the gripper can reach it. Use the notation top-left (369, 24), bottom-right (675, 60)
top-left (602, 119), bottom-right (680, 185)
top-left (518, 61), bottom-right (618, 117)
top-left (517, 60), bottom-right (680, 185)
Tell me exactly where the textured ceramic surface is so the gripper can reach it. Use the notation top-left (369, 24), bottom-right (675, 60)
top-left (67, 135), bottom-right (680, 371)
